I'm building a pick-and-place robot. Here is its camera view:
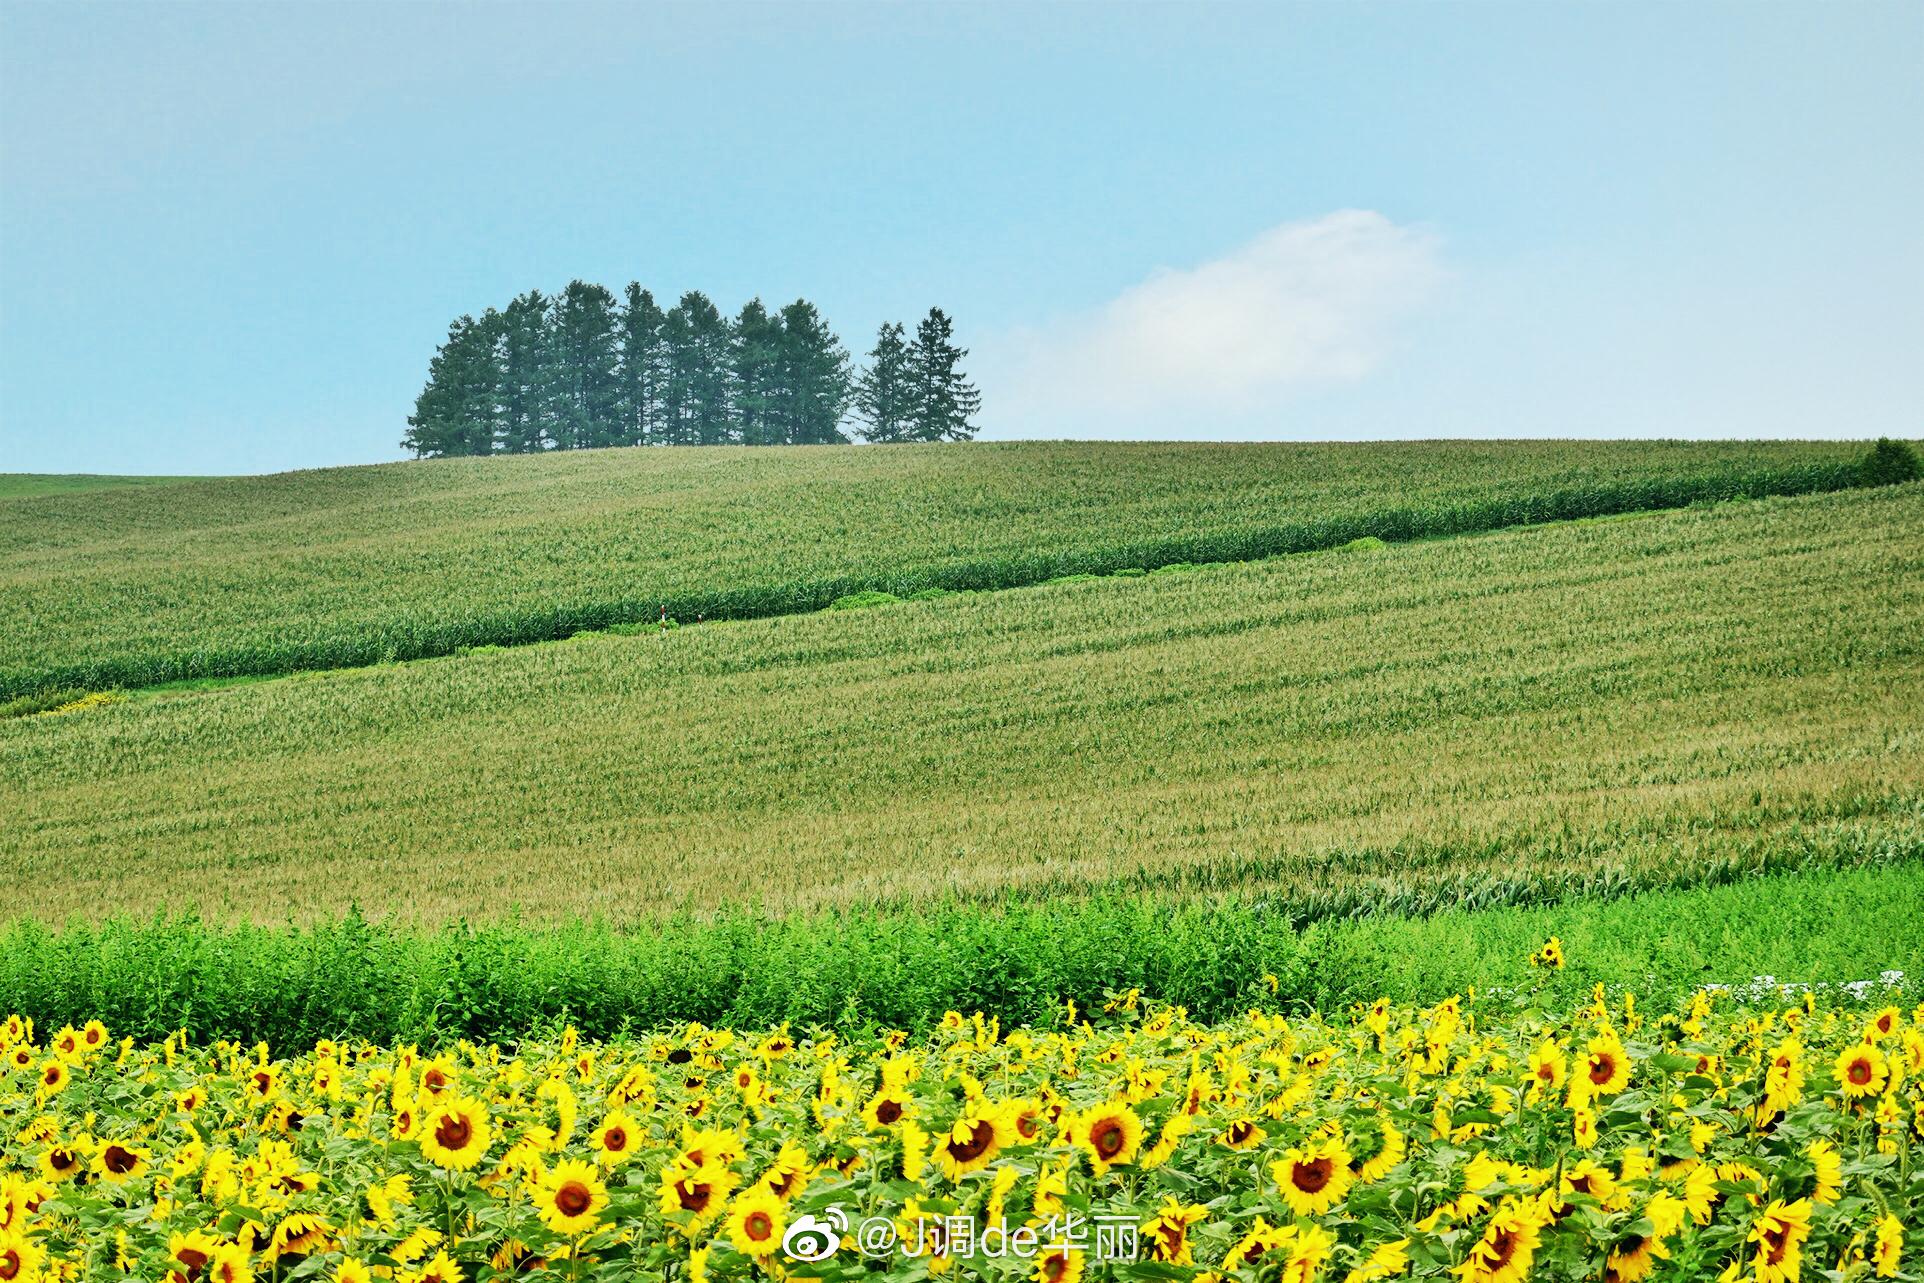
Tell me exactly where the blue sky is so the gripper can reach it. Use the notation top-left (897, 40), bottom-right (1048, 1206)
top-left (2, 1), bottom-right (1919, 474)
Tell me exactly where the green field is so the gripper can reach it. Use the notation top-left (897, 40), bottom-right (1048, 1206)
top-left (5, 479), bottom-right (1919, 926)
top-left (0, 472), bottom-right (208, 498)
top-left (0, 439), bottom-right (1871, 698)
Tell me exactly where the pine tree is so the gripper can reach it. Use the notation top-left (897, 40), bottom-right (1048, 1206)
top-left (730, 299), bottom-right (783, 447)
top-left (775, 299), bottom-right (852, 445)
top-left (617, 284), bottom-right (666, 447)
top-left (673, 291), bottom-right (734, 445)
top-left (548, 281), bottom-right (622, 450)
top-left (403, 313), bottom-right (500, 457)
top-left (499, 290), bottom-right (551, 453)
top-left (906, 308), bottom-right (980, 442)
top-left (853, 321), bottom-right (912, 443)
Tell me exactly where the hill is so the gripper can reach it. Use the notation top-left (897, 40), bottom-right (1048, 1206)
top-left (5, 481), bottom-right (1917, 925)
top-left (0, 439), bottom-right (1871, 699)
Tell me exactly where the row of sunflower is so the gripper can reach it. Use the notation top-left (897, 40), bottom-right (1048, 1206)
top-left (0, 980), bottom-right (1919, 1282)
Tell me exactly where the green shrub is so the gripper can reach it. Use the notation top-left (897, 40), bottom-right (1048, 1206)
top-left (1861, 438), bottom-right (1922, 487)
top-left (828, 590), bottom-right (901, 611)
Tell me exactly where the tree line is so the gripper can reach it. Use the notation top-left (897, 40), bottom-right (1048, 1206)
top-left (403, 281), bottom-right (980, 457)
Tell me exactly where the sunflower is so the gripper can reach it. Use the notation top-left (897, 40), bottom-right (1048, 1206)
top-left (0, 1233), bottom-right (45, 1283)
top-left (266, 1213), bottom-right (334, 1260)
top-left (1835, 1042), bottom-right (1889, 1100)
top-left (4, 1047), bottom-right (30, 1073)
top-left (861, 1087), bottom-right (912, 1130)
top-left (410, 1250), bottom-right (463, 1283)
top-left (1141, 1196), bottom-right (1207, 1264)
top-left (935, 1107), bottom-right (1006, 1181)
top-left (725, 1188), bottom-right (786, 1259)
top-left (753, 1140), bottom-right (810, 1201)
top-left (1573, 1032), bottom-right (1630, 1102)
top-left (205, 1244), bottom-right (253, 1283)
top-left (1216, 1117), bottom-right (1268, 1150)
top-left (1273, 1136), bottom-right (1354, 1217)
top-left (536, 1159), bottom-right (607, 1236)
top-left (33, 1061), bottom-right (67, 1101)
top-left (1806, 1138), bottom-right (1843, 1204)
top-left (1747, 1199), bottom-right (1812, 1283)
top-left (1035, 1246), bottom-right (1084, 1283)
top-left (1873, 1212), bottom-right (1903, 1278)
top-left (1347, 1238), bottom-right (1412, 1282)
top-left (589, 1109), bottom-right (639, 1167)
top-left (334, 1260), bottom-right (372, 1283)
top-left (1454, 1198), bottom-right (1547, 1283)
top-left (1351, 1112), bottom-right (1407, 1184)
top-left (1526, 1041), bottom-right (1566, 1098)
top-left (93, 1141), bottom-right (149, 1183)
top-left (1070, 1101), bottom-right (1142, 1175)
top-left (38, 1146), bottom-right (81, 1183)
top-left (658, 1163), bottom-right (737, 1227)
top-left (418, 1097), bottom-right (491, 1170)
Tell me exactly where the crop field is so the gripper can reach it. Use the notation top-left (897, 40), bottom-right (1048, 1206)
top-left (4, 481), bottom-right (1919, 926)
top-left (5, 440), bottom-right (1924, 1280)
top-left (0, 473), bottom-right (207, 499)
top-left (0, 439), bottom-right (1874, 700)
top-left (3, 984), bottom-right (1918, 1282)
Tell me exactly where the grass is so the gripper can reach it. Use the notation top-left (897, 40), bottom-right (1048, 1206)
top-left (1, 860), bottom-right (1914, 1043)
top-left (0, 439), bottom-right (1878, 699)
top-left (0, 472), bottom-right (208, 498)
top-left (4, 482), bottom-right (1919, 924)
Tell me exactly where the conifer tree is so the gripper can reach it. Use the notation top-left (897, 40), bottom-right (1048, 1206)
top-left (775, 299), bottom-right (852, 445)
top-left (906, 307), bottom-right (980, 442)
top-left (403, 313), bottom-right (499, 457)
top-left (617, 284), bottom-right (665, 447)
top-left (499, 290), bottom-right (551, 453)
top-left (853, 321), bottom-right (912, 443)
top-left (730, 299), bottom-right (783, 446)
top-left (549, 281), bottom-right (622, 450)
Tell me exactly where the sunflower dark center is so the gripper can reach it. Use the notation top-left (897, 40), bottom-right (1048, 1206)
top-left (677, 1179), bottom-right (712, 1212)
top-left (1589, 1056), bottom-right (1615, 1085)
top-left (1293, 1157), bottom-right (1333, 1192)
top-left (434, 1115), bottom-right (473, 1149)
top-left (103, 1144), bottom-right (137, 1174)
top-left (875, 1099), bottom-right (902, 1124)
top-left (555, 1182), bottom-right (592, 1216)
top-left (946, 1119), bottom-right (996, 1162)
top-left (604, 1127), bottom-right (627, 1150)
top-left (746, 1211), bottom-right (773, 1240)
top-left (1849, 1061), bottom-right (1873, 1084)
top-left (1091, 1119), bottom-right (1126, 1159)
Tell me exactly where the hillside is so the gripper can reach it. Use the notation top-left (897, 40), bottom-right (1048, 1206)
top-left (6, 482), bottom-right (1918, 925)
top-left (0, 439), bottom-right (1871, 699)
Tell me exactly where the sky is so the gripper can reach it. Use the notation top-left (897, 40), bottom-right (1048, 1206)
top-left (1, 1), bottom-right (1920, 475)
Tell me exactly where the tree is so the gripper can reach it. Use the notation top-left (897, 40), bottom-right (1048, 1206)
top-left (905, 307), bottom-right (980, 442)
top-left (662, 291), bottom-right (734, 446)
top-left (617, 284), bottom-right (665, 447)
top-left (548, 281), bottom-right (623, 450)
top-left (499, 290), bottom-right (551, 453)
top-left (852, 321), bottom-right (913, 443)
top-left (774, 299), bottom-right (852, 445)
top-left (403, 312), bottom-right (500, 458)
top-left (730, 299), bottom-right (783, 447)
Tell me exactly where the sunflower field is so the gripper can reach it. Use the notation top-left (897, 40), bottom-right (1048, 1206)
top-left (2, 971), bottom-right (1919, 1283)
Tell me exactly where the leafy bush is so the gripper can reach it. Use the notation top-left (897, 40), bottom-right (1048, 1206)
top-left (1861, 437), bottom-right (1921, 487)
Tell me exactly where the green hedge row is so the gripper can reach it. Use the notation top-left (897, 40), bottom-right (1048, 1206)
top-left (3, 847), bottom-right (1915, 1047)
top-left (0, 458), bottom-right (1880, 701)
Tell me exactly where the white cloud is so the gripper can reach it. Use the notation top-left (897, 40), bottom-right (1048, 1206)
top-left (980, 210), bottom-right (1445, 437)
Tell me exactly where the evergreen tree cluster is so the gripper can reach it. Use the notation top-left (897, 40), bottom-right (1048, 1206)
top-left (404, 282), bottom-right (978, 457)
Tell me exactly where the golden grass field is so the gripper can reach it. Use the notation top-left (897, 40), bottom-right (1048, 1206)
top-left (4, 482), bottom-right (1918, 925)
